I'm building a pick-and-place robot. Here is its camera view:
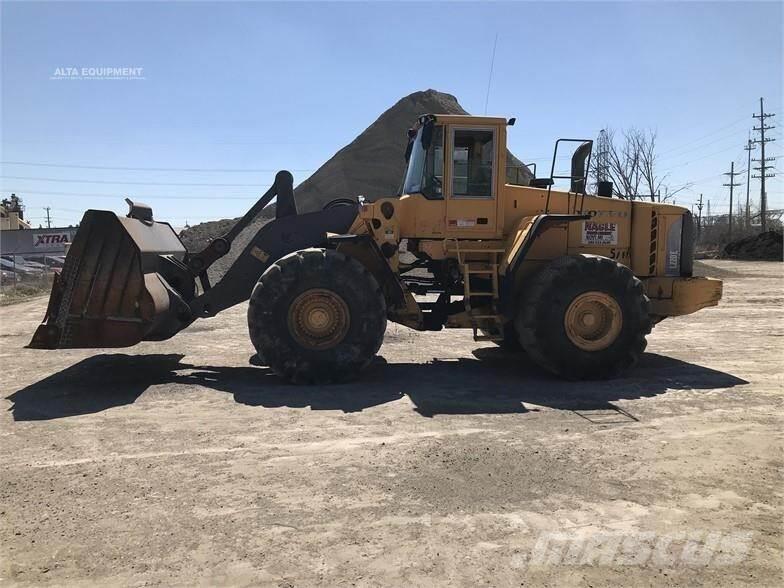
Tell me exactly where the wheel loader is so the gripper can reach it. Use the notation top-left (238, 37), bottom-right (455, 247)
top-left (29, 113), bottom-right (723, 383)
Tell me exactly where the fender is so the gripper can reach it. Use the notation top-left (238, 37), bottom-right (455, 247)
top-left (499, 213), bottom-right (590, 312)
top-left (328, 233), bottom-right (407, 310)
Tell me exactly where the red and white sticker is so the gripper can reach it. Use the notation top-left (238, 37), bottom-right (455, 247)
top-left (582, 221), bottom-right (618, 245)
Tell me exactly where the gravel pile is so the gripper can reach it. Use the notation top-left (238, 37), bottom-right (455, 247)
top-left (178, 215), bottom-right (274, 282)
top-left (721, 230), bottom-right (783, 261)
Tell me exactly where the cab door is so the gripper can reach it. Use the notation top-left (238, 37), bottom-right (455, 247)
top-left (445, 125), bottom-right (499, 238)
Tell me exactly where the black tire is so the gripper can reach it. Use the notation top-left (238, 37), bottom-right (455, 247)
top-left (248, 248), bottom-right (387, 384)
top-left (515, 254), bottom-right (651, 380)
top-left (481, 322), bottom-right (523, 351)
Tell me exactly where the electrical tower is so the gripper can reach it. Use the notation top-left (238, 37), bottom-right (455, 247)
top-left (752, 97), bottom-right (776, 231)
top-left (594, 129), bottom-right (612, 196)
top-left (43, 206), bottom-right (52, 229)
top-left (596, 129), bottom-right (610, 182)
top-left (723, 162), bottom-right (741, 240)
top-left (696, 194), bottom-right (704, 239)
top-left (743, 137), bottom-right (755, 227)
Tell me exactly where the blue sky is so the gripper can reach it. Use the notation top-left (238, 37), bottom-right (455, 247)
top-left (1, 0), bottom-right (782, 228)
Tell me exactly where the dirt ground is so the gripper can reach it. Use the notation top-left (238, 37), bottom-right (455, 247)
top-left (1, 259), bottom-right (782, 587)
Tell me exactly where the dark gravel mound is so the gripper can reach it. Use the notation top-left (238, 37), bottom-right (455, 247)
top-left (179, 218), bottom-right (235, 253)
top-left (178, 215), bottom-right (273, 281)
top-left (178, 207), bottom-right (275, 254)
top-left (721, 230), bottom-right (783, 261)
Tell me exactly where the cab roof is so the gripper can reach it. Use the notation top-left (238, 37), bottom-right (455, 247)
top-left (423, 114), bottom-right (510, 126)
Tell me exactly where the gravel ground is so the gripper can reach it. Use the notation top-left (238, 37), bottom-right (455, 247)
top-left (1, 259), bottom-right (782, 587)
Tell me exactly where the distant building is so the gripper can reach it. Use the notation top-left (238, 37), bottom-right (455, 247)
top-left (1, 195), bottom-right (77, 256)
top-left (1, 226), bottom-right (77, 256)
top-left (0, 194), bottom-right (31, 231)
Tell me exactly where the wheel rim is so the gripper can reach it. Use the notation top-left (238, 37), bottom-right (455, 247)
top-left (564, 291), bottom-right (622, 352)
top-left (288, 288), bottom-right (350, 350)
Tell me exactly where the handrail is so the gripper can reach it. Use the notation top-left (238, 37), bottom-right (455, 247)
top-left (544, 139), bottom-right (593, 215)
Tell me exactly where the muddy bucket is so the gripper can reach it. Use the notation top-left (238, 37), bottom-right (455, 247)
top-left (29, 206), bottom-right (194, 349)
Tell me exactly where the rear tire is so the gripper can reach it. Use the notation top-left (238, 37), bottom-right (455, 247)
top-left (515, 254), bottom-right (651, 379)
top-left (248, 248), bottom-right (387, 384)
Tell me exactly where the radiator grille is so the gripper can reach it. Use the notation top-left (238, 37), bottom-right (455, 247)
top-left (649, 211), bottom-right (658, 275)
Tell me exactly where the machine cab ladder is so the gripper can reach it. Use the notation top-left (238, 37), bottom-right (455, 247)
top-left (449, 240), bottom-right (506, 342)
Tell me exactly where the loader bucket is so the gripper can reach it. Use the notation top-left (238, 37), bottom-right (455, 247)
top-left (29, 209), bottom-right (193, 349)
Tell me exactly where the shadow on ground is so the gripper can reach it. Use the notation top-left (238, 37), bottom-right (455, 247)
top-left (6, 348), bottom-right (748, 421)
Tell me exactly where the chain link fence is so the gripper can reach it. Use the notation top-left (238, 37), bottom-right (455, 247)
top-left (0, 253), bottom-right (60, 304)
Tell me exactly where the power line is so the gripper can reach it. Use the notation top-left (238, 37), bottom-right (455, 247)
top-left (2, 189), bottom-right (258, 200)
top-left (2, 138), bottom-right (337, 146)
top-left (657, 115), bottom-right (749, 157)
top-left (0, 161), bottom-right (316, 173)
top-left (1, 175), bottom-right (273, 187)
top-left (49, 207), bottom-right (90, 213)
top-left (657, 123), bottom-right (750, 161)
top-left (659, 142), bottom-right (744, 174)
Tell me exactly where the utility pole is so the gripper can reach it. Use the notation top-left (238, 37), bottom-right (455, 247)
top-left (752, 97), bottom-right (776, 231)
top-left (43, 206), bottom-right (52, 229)
top-left (696, 194), bottom-right (704, 239)
top-left (744, 137), bottom-right (755, 227)
top-left (723, 161), bottom-right (741, 240)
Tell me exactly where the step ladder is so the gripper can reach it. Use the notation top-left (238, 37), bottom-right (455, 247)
top-left (449, 240), bottom-right (506, 342)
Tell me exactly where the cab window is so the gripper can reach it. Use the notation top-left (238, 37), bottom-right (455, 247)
top-left (452, 128), bottom-right (495, 198)
top-left (422, 125), bottom-right (444, 198)
top-left (402, 124), bottom-right (444, 199)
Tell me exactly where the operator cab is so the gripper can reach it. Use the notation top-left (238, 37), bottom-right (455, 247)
top-left (402, 114), bottom-right (502, 201)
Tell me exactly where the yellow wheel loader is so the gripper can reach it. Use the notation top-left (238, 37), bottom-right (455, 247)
top-left (30, 114), bottom-right (722, 383)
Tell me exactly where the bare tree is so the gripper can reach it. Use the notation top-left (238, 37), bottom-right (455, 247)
top-left (636, 129), bottom-right (659, 200)
top-left (591, 127), bottom-right (690, 201)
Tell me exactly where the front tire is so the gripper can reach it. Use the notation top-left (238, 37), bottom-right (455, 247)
top-left (248, 248), bottom-right (387, 384)
top-left (515, 254), bottom-right (651, 379)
